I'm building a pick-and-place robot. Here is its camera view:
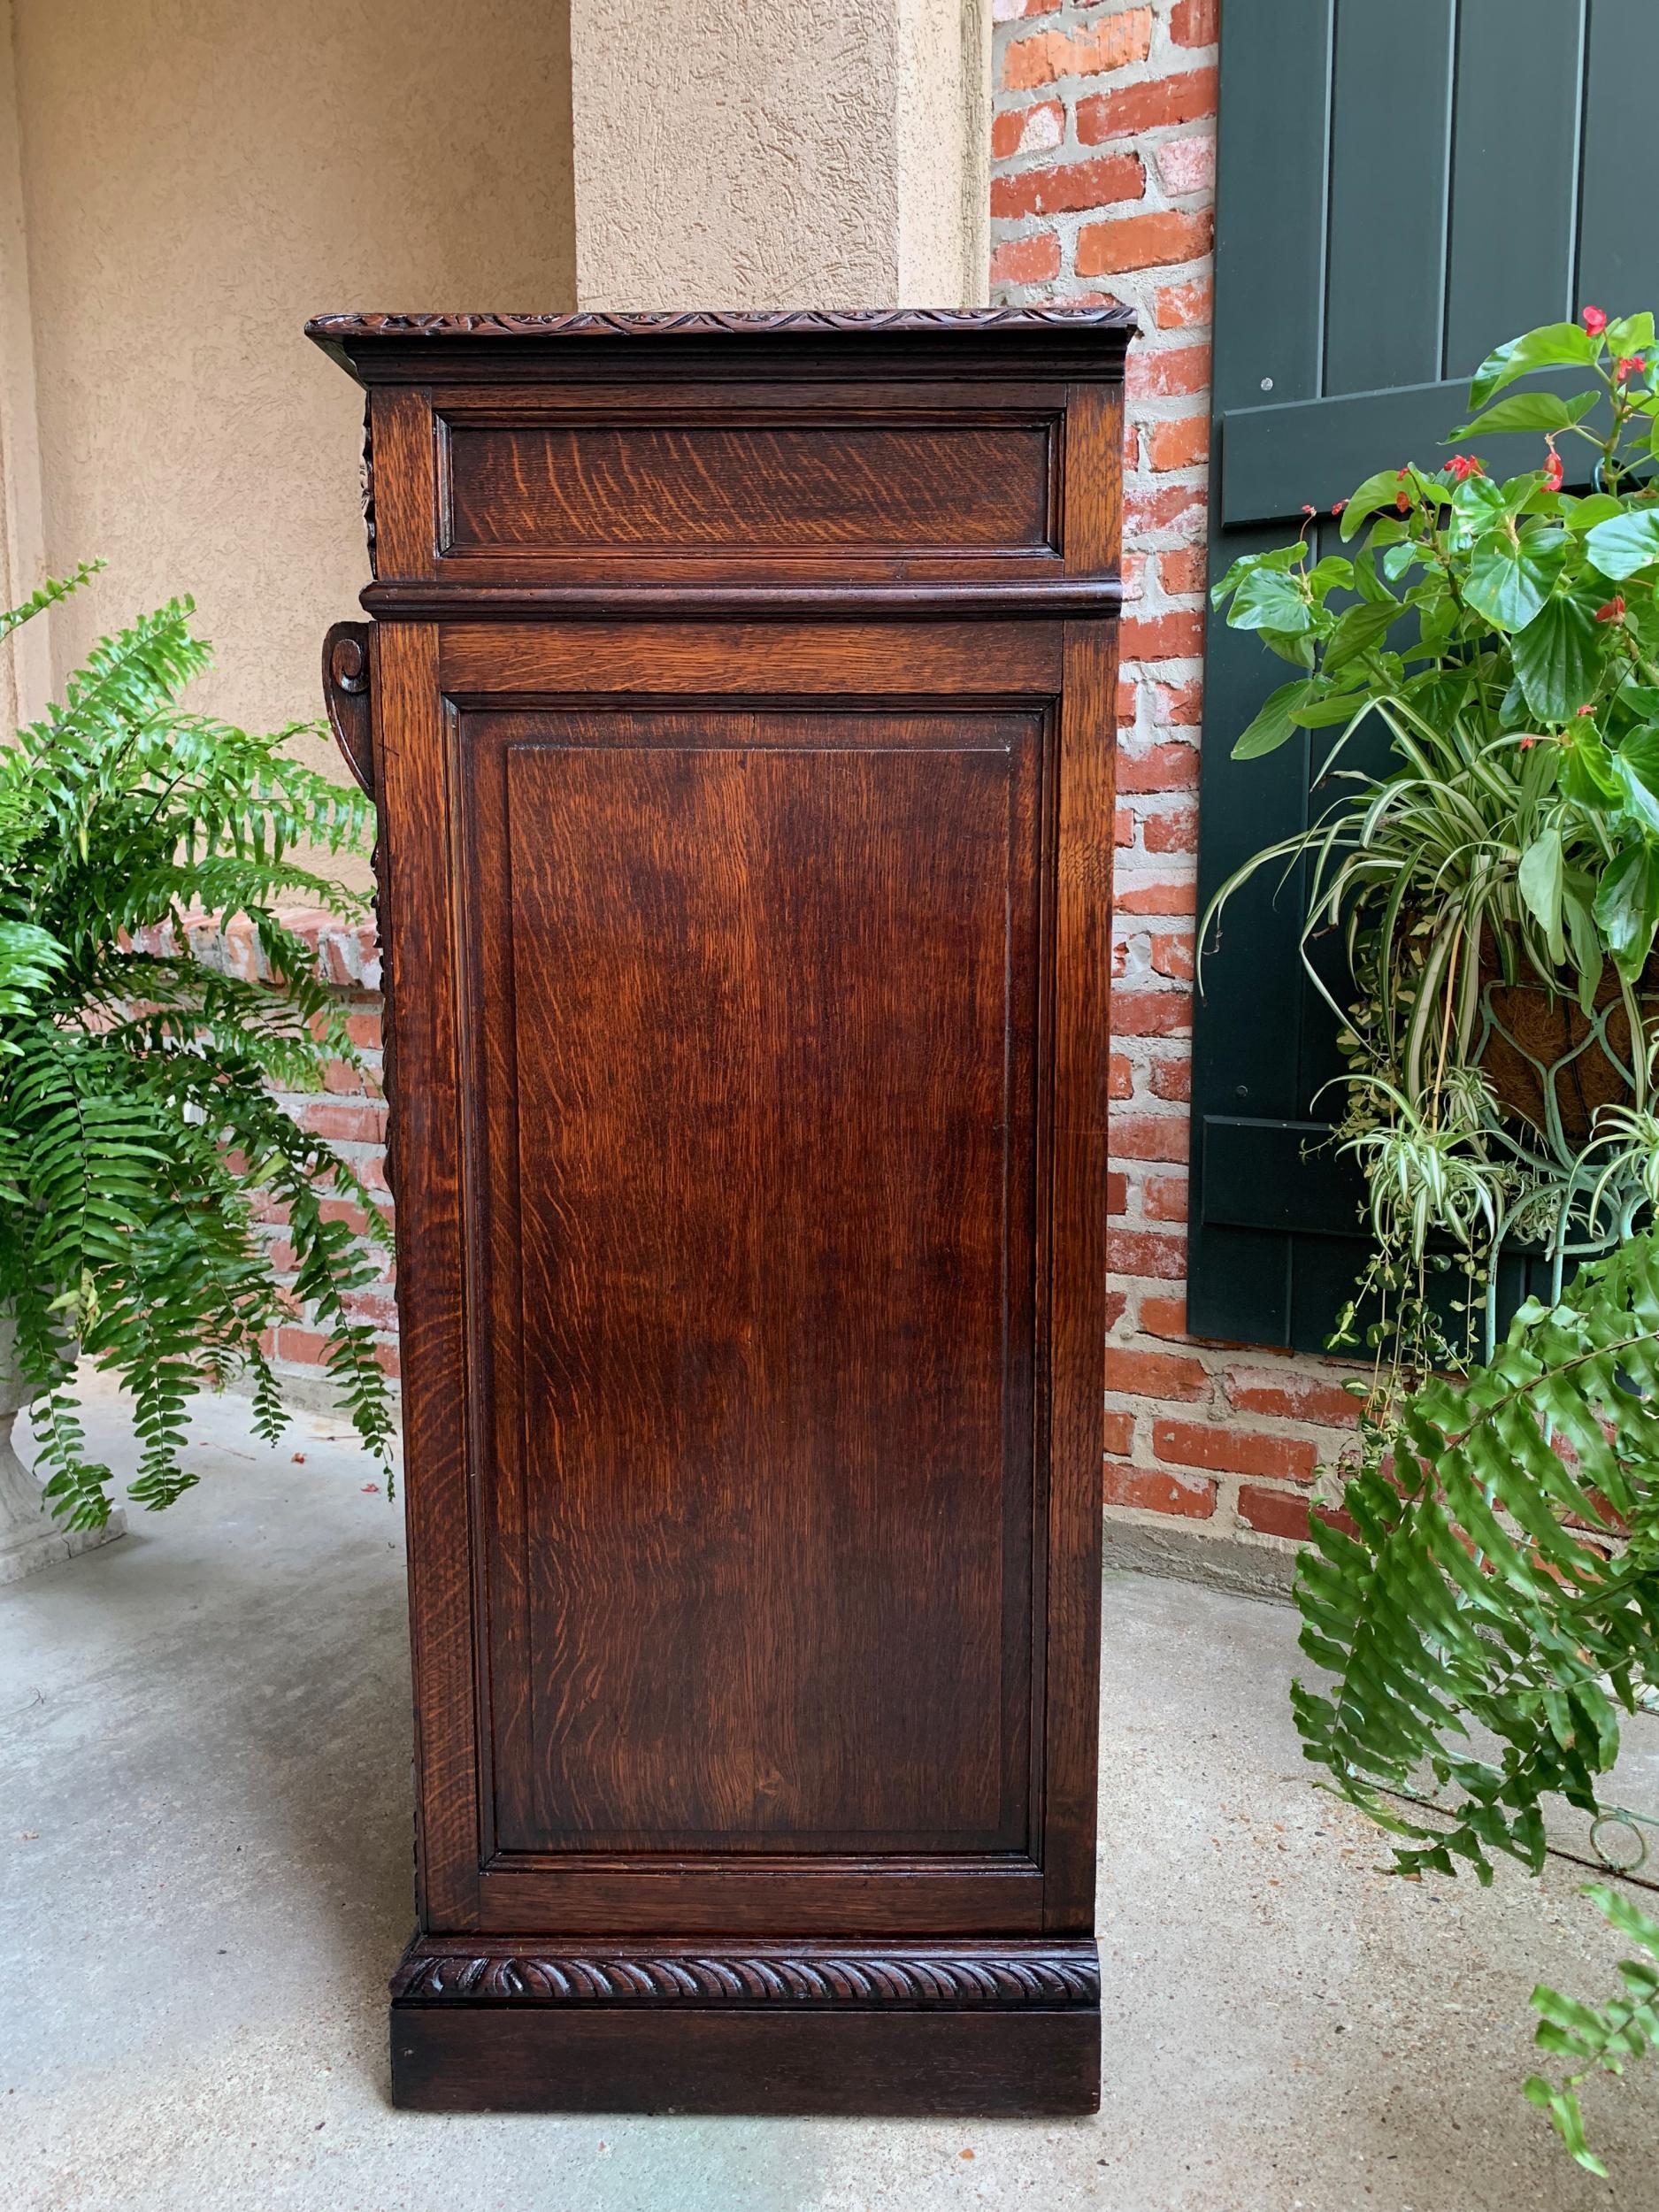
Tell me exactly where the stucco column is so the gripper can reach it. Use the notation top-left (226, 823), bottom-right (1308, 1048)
top-left (0, 3), bottom-right (50, 727)
top-left (569, 0), bottom-right (990, 311)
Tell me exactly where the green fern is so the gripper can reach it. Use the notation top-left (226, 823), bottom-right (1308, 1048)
top-left (1295, 1228), bottom-right (1659, 2167)
top-left (1525, 1885), bottom-right (1659, 2176)
top-left (0, 571), bottom-right (392, 1525)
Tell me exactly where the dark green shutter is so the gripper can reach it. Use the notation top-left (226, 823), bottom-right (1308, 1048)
top-left (1188, 0), bottom-right (1659, 1351)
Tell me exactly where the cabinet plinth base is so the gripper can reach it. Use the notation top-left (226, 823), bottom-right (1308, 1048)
top-left (388, 1937), bottom-right (1102, 2116)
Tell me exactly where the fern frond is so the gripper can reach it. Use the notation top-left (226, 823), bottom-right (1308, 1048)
top-left (0, 576), bottom-right (391, 1517)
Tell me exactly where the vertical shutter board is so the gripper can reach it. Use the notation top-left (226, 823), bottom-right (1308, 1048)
top-left (1325, 0), bottom-right (1457, 394)
top-left (1293, 518), bottom-right (1399, 1124)
top-left (1194, 604), bottom-right (1316, 1116)
top-left (1578, 2), bottom-right (1659, 311)
top-left (1187, 1225), bottom-right (1294, 1349)
top-left (1210, 0), bottom-right (1335, 419)
top-left (1286, 1233), bottom-right (1374, 1359)
top-left (1188, 0), bottom-right (1334, 1346)
top-left (1202, 0), bottom-right (1335, 1092)
top-left (1444, 0), bottom-right (1589, 374)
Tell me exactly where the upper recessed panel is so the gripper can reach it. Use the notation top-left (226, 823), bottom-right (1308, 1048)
top-left (439, 413), bottom-right (1059, 562)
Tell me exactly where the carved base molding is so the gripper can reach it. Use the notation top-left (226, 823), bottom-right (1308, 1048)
top-left (391, 1936), bottom-right (1099, 2009)
top-left (389, 1938), bottom-right (1102, 2116)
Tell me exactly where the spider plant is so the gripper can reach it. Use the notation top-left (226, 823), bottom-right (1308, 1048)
top-left (1203, 307), bottom-right (1659, 1393)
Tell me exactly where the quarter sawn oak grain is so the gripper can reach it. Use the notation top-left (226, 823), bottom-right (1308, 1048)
top-left (312, 306), bottom-right (1129, 2115)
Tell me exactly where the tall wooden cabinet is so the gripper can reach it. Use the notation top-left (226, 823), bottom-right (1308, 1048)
top-left (308, 307), bottom-right (1131, 2116)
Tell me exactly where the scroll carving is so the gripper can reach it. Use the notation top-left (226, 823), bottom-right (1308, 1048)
top-left (321, 621), bottom-right (373, 798)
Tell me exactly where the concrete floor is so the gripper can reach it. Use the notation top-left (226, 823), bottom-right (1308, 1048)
top-left (4, 1382), bottom-right (1658, 2211)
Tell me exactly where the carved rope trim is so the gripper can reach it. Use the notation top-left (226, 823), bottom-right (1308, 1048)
top-left (306, 306), bottom-right (1135, 342)
top-left (392, 1948), bottom-right (1100, 2008)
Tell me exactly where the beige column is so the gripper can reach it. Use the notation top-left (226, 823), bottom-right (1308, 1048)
top-left (0, 1), bottom-right (50, 727)
top-left (569, 0), bottom-right (990, 312)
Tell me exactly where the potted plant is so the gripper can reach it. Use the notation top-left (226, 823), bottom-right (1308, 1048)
top-left (1205, 309), bottom-right (1659, 2170)
top-left (1206, 305), bottom-right (1659, 1402)
top-left (0, 568), bottom-right (393, 1578)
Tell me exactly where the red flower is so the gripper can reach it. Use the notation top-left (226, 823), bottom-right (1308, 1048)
top-left (1617, 355), bottom-right (1647, 382)
top-left (1597, 595), bottom-right (1627, 622)
top-left (1444, 454), bottom-right (1485, 483)
top-left (1519, 737), bottom-right (1538, 750)
top-left (1543, 444), bottom-right (1564, 493)
top-left (1331, 498), bottom-right (1348, 516)
top-left (1395, 465), bottom-right (1412, 513)
top-left (1578, 703), bottom-right (1597, 718)
top-left (1583, 305), bottom-right (1609, 335)
top-left (1302, 503), bottom-right (1317, 517)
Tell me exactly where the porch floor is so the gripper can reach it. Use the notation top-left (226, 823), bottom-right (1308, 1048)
top-left (4, 1379), bottom-right (1655, 2210)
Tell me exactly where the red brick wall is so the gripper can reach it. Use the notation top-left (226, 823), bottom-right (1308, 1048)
top-left (992, 0), bottom-right (1363, 1562)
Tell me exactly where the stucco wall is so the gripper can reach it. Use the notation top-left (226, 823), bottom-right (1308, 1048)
top-left (569, 0), bottom-right (988, 311)
top-left (8, 0), bottom-right (575, 783)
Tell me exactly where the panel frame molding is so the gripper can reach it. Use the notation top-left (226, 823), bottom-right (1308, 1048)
top-left (458, 696), bottom-right (1052, 1878)
top-left (432, 396), bottom-right (1067, 565)
top-left (430, 657), bottom-right (1071, 1937)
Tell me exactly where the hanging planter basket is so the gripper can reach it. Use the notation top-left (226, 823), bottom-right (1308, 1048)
top-left (1479, 953), bottom-right (1659, 1151)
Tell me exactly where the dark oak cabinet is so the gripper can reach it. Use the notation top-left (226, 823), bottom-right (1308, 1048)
top-left (309, 307), bottom-right (1131, 2116)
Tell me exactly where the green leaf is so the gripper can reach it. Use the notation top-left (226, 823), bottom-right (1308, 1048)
top-left (1563, 888), bottom-right (1603, 1003)
top-left (1563, 491), bottom-right (1625, 533)
top-left (1322, 598), bottom-right (1401, 675)
top-left (1260, 626), bottom-right (1318, 668)
top-left (1470, 320), bottom-right (1598, 411)
top-left (1586, 506), bottom-right (1659, 580)
top-left (1450, 472), bottom-right (1509, 535)
top-left (1454, 390), bottom-right (1598, 437)
top-left (1228, 567), bottom-right (1312, 634)
top-left (1340, 468), bottom-right (1411, 541)
top-left (1517, 829), bottom-right (1565, 964)
top-left (1210, 541), bottom-right (1303, 607)
top-left (1613, 750), bottom-right (1659, 837)
top-left (1593, 840), bottom-right (1659, 966)
top-left (1381, 540), bottom-right (1420, 583)
top-left (1604, 312), bottom-right (1655, 358)
top-left (1230, 680), bottom-right (1312, 761)
top-left (1511, 594), bottom-right (1601, 721)
top-left (1523, 2074), bottom-right (1609, 2177)
top-left (1304, 555), bottom-right (1355, 596)
top-left (1561, 729), bottom-right (1621, 807)
top-left (1289, 687), bottom-right (1372, 728)
top-left (1464, 525), bottom-right (1569, 631)
top-left (1618, 727), bottom-right (1659, 801)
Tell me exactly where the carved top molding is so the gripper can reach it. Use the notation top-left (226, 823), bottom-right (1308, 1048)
top-left (306, 305), bottom-right (1137, 343)
top-left (392, 1943), bottom-right (1100, 2008)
